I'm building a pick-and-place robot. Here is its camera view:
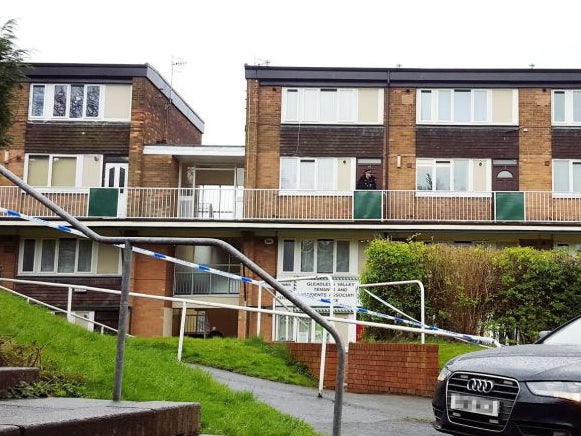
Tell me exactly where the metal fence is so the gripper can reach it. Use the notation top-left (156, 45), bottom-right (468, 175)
top-left (4, 186), bottom-right (581, 223)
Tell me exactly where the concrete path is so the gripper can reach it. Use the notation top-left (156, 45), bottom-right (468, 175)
top-left (194, 365), bottom-right (440, 436)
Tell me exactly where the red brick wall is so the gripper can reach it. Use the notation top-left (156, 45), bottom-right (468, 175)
top-left (387, 88), bottom-right (416, 190)
top-left (129, 77), bottom-right (202, 189)
top-left (238, 234), bottom-right (277, 340)
top-left (519, 88), bottom-right (552, 190)
top-left (131, 244), bottom-right (175, 336)
top-left (286, 342), bottom-right (439, 397)
top-left (244, 82), bottom-right (281, 190)
top-left (2, 84), bottom-right (28, 183)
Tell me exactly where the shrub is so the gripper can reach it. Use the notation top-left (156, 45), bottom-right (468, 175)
top-left (424, 244), bottom-right (498, 335)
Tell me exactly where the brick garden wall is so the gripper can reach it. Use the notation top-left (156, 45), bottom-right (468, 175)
top-left (285, 342), bottom-right (439, 397)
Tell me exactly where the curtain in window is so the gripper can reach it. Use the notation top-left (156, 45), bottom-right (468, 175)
top-left (317, 240), bottom-right (334, 273)
top-left (300, 240), bottom-right (314, 272)
top-left (320, 89), bottom-right (337, 122)
top-left (27, 156), bottom-right (49, 186)
top-left (41, 240), bottom-right (56, 272)
top-left (58, 239), bottom-right (76, 273)
top-left (454, 91), bottom-right (470, 122)
top-left (51, 157), bottom-right (77, 187)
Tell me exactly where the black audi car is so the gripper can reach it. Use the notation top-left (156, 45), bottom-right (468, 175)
top-left (432, 316), bottom-right (581, 436)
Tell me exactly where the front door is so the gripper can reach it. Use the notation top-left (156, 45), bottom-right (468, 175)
top-left (104, 163), bottom-right (128, 217)
top-left (492, 159), bottom-right (518, 191)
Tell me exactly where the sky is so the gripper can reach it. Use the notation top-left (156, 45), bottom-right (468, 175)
top-left (3, 0), bottom-right (581, 145)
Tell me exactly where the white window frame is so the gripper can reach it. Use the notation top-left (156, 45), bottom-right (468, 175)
top-left (552, 90), bottom-right (581, 125)
top-left (282, 88), bottom-right (361, 124)
top-left (415, 158), bottom-right (491, 197)
top-left (18, 238), bottom-right (99, 275)
top-left (278, 238), bottom-right (354, 275)
top-left (280, 157), bottom-right (351, 195)
top-left (28, 83), bottom-right (105, 121)
top-left (552, 159), bottom-right (581, 197)
top-left (23, 154), bottom-right (85, 192)
top-left (416, 89), bottom-right (517, 125)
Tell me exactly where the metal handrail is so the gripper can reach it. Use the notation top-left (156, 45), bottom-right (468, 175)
top-left (0, 284), bottom-right (122, 336)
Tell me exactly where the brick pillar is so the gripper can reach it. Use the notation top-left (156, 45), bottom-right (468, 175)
top-left (130, 244), bottom-right (174, 337)
top-left (2, 84), bottom-right (28, 184)
top-left (519, 88), bottom-right (552, 190)
top-left (388, 88), bottom-right (417, 190)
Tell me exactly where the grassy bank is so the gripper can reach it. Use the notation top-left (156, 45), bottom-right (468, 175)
top-left (0, 292), bottom-right (319, 436)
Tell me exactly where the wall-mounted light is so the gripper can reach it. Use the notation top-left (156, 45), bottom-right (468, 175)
top-left (264, 238), bottom-right (274, 245)
top-left (3, 150), bottom-right (9, 164)
top-left (396, 155), bottom-right (402, 168)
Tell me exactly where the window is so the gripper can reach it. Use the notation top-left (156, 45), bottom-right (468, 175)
top-left (20, 238), bottom-right (95, 274)
top-left (281, 238), bottom-right (351, 274)
top-left (282, 88), bottom-right (382, 124)
top-left (24, 154), bottom-right (102, 189)
top-left (29, 84), bottom-right (102, 120)
top-left (553, 159), bottom-right (581, 193)
top-left (20, 238), bottom-right (120, 275)
top-left (28, 83), bottom-right (131, 121)
top-left (416, 158), bottom-right (490, 192)
top-left (417, 89), bottom-right (517, 125)
top-left (280, 157), bottom-right (346, 191)
top-left (25, 155), bottom-right (79, 187)
top-left (552, 90), bottom-right (581, 125)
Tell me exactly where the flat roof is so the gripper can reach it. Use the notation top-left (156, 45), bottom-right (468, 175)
top-left (27, 63), bottom-right (205, 132)
top-left (245, 65), bottom-right (581, 88)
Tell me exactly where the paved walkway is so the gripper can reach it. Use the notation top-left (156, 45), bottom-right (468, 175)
top-left (193, 365), bottom-right (440, 436)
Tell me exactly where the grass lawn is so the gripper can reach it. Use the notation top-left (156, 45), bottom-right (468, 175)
top-left (0, 292), bottom-right (320, 436)
top-left (0, 290), bottom-right (487, 434)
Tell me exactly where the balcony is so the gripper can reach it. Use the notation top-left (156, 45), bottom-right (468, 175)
top-left (173, 264), bottom-right (241, 296)
top-left (2, 186), bottom-right (581, 223)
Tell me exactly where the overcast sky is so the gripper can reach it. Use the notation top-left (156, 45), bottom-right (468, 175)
top-left (3, 0), bottom-right (580, 145)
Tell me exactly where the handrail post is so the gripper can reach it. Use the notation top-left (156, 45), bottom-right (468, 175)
top-left (178, 301), bottom-right (187, 361)
top-left (257, 283), bottom-right (263, 337)
top-left (113, 241), bottom-right (132, 402)
top-left (67, 286), bottom-right (74, 323)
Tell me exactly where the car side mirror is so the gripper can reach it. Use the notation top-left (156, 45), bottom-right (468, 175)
top-left (538, 330), bottom-right (551, 341)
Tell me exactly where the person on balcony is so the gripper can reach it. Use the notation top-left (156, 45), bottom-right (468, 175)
top-left (356, 169), bottom-right (377, 190)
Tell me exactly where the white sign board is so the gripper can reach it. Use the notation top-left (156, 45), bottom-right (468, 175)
top-left (276, 276), bottom-right (360, 308)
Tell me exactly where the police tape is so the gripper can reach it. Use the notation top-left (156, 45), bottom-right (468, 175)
top-left (0, 207), bottom-right (263, 286)
top-left (1, 206), bottom-right (500, 347)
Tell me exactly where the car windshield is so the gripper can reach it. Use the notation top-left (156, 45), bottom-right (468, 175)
top-left (542, 317), bottom-right (581, 345)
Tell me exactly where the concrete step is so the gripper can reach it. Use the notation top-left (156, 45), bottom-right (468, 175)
top-left (0, 397), bottom-right (201, 435)
top-left (0, 367), bottom-right (40, 398)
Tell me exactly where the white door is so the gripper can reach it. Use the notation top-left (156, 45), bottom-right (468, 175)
top-left (104, 163), bottom-right (128, 217)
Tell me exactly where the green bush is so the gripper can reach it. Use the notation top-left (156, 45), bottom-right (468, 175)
top-left (490, 247), bottom-right (581, 343)
top-left (424, 245), bottom-right (498, 335)
top-left (360, 240), bottom-right (581, 344)
top-left (359, 239), bottom-right (426, 340)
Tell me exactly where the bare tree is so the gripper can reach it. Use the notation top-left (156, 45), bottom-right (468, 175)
top-left (0, 19), bottom-right (29, 148)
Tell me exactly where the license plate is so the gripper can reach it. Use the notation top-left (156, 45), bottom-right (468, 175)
top-left (450, 393), bottom-right (499, 417)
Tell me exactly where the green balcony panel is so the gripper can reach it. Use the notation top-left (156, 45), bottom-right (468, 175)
top-left (495, 192), bottom-right (524, 221)
top-left (353, 191), bottom-right (382, 220)
top-left (88, 188), bottom-right (118, 217)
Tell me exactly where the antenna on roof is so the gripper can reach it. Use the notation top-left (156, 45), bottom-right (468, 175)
top-left (164, 56), bottom-right (188, 142)
top-left (254, 57), bottom-right (271, 66)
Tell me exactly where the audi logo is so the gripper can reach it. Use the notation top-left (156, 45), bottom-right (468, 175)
top-left (467, 378), bottom-right (495, 393)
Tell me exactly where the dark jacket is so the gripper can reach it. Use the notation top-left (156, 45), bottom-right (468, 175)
top-left (356, 174), bottom-right (377, 190)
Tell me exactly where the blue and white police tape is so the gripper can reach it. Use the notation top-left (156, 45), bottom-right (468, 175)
top-left (0, 207), bottom-right (263, 286)
top-left (291, 292), bottom-right (500, 347)
top-left (1, 207), bottom-right (500, 347)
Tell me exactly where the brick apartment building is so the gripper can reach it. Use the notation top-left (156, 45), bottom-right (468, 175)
top-left (0, 63), bottom-right (245, 338)
top-left (4, 63), bottom-right (581, 344)
top-left (243, 65), bottom-right (581, 342)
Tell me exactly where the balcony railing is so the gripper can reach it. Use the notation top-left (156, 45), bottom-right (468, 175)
top-left (3, 186), bottom-right (581, 223)
top-left (173, 263), bottom-right (241, 295)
